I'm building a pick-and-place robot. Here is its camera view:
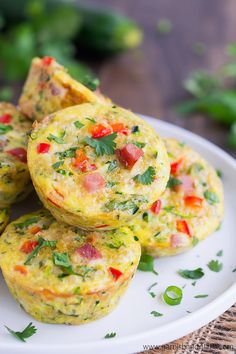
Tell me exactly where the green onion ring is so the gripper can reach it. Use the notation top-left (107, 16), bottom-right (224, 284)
top-left (163, 285), bottom-right (183, 305)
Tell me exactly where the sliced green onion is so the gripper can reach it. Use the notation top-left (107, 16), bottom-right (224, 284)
top-left (163, 286), bottom-right (183, 306)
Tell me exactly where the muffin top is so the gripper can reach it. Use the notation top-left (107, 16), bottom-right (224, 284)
top-left (130, 138), bottom-right (224, 256)
top-left (0, 210), bottom-right (141, 295)
top-left (28, 103), bottom-right (170, 229)
top-left (19, 57), bottom-right (107, 122)
top-left (0, 102), bottom-right (31, 206)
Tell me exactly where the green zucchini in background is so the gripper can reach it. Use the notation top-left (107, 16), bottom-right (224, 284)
top-left (74, 6), bottom-right (143, 55)
top-left (0, 0), bottom-right (143, 55)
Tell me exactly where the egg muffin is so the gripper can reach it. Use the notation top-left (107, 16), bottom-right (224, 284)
top-left (0, 103), bottom-right (32, 206)
top-left (0, 209), bottom-right (141, 325)
top-left (130, 138), bottom-right (224, 257)
top-left (19, 57), bottom-right (109, 122)
top-left (27, 103), bottom-right (170, 230)
top-left (0, 208), bottom-right (10, 234)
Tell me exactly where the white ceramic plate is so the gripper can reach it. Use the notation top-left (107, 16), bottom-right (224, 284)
top-left (0, 116), bottom-right (236, 354)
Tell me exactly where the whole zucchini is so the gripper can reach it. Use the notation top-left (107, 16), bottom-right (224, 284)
top-left (0, 0), bottom-right (143, 55)
top-left (74, 6), bottom-right (143, 55)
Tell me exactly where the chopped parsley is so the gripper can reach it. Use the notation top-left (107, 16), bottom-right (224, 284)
top-left (53, 252), bottom-right (71, 268)
top-left (142, 212), bottom-right (149, 222)
top-left (106, 239), bottom-right (124, 249)
top-left (207, 259), bottom-right (223, 272)
top-left (150, 311), bottom-right (163, 317)
top-left (5, 322), bottom-right (37, 342)
top-left (232, 268), bottom-right (236, 272)
top-left (204, 190), bottom-right (219, 205)
top-left (86, 117), bottom-right (96, 124)
top-left (24, 237), bottom-right (57, 265)
top-left (47, 131), bottom-right (65, 144)
top-left (133, 166), bottom-right (156, 185)
top-left (106, 181), bottom-right (118, 188)
top-left (166, 177), bottom-right (182, 188)
top-left (216, 169), bottom-right (222, 178)
top-left (216, 250), bottom-right (223, 257)
top-left (104, 199), bottom-right (139, 214)
top-left (132, 141), bottom-right (146, 148)
top-left (131, 125), bottom-right (139, 134)
top-left (178, 268), bottom-right (204, 279)
top-left (194, 294), bottom-right (208, 298)
top-left (52, 161), bottom-right (64, 170)
top-left (106, 159), bottom-right (118, 172)
top-left (192, 281), bottom-right (197, 286)
top-left (55, 147), bottom-right (78, 159)
top-left (0, 123), bottom-right (13, 135)
top-left (74, 120), bottom-right (84, 129)
top-left (14, 217), bottom-right (40, 230)
top-left (85, 133), bottom-right (117, 156)
top-left (104, 332), bottom-right (116, 339)
top-left (147, 282), bottom-right (158, 298)
top-left (138, 254), bottom-right (158, 275)
top-left (192, 236), bottom-right (199, 247)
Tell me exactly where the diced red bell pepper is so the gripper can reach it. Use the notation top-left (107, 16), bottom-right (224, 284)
top-left (116, 143), bottom-right (144, 169)
top-left (20, 240), bottom-right (39, 254)
top-left (42, 56), bottom-right (54, 66)
top-left (95, 224), bottom-right (109, 229)
top-left (111, 123), bottom-right (129, 135)
top-left (176, 219), bottom-right (192, 237)
top-left (109, 267), bottom-right (123, 281)
top-left (76, 244), bottom-right (102, 259)
top-left (91, 124), bottom-right (112, 138)
top-left (83, 172), bottom-right (106, 193)
top-left (37, 143), bottom-right (50, 154)
top-left (6, 147), bottom-right (27, 163)
top-left (0, 113), bottom-right (12, 124)
top-left (184, 195), bottom-right (203, 208)
top-left (14, 265), bottom-right (27, 275)
top-left (150, 199), bottom-right (162, 214)
top-left (73, 149), bottom-right (89, 170)
top-left (171, 158), bottom-right (183, 175)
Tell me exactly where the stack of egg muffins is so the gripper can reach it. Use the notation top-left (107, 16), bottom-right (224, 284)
top-left (0, 57), bottom-right (224, 325)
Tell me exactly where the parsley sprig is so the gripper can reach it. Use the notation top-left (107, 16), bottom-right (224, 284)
top-left (178, 268), bottom-right (204, 280)
top-left (104, 332), bottom-right (116, 339)
top-left (48, 131), bottom-right (66, 144)
top-left (0, 123), bottom-right (13, 135)
top-left (207, 259), bottom-right (223, 272)
top-left (133, 166), bottom-right (156, 185)
top-left (5, 322), bottom-right (37, 342)
top-left (85, 133), bottom-right (117, 156)
top-left (24, 237), bottom-right (57, 265)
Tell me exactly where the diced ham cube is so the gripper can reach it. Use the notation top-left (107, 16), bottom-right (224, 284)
top-left (83, 172), bottom-right (105, 193)
top-left (175, 175), bottom-right (194, 195)
top-left (6, 147), bottom-right (27, 163)
top-left (116, 143), bottom-right (144, 169)
top-left (76, 244), bottom-right (102, 259)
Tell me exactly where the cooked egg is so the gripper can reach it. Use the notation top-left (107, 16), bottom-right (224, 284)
top-left (0, 102), bottom-right (32, 206)
top-left (19, 57), bottom-right (109, 122)
top-left (0, 209), bottom-right (141, 324)
top-left (130, 138), bottom-right (224, 257)
top-left (27, 103), bottom-right (170, 230)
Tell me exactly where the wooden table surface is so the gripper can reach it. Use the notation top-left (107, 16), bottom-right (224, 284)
top-left (88, 0), bottom-right (236, 159)
top-left (86, 1), bottom-right (236, 353)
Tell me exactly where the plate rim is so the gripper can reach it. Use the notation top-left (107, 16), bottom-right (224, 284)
top-left (1, 116), bottom-right (236, 353)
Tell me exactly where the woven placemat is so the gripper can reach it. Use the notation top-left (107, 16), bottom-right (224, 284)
top-left (140, 303), bottom-right (236, 354)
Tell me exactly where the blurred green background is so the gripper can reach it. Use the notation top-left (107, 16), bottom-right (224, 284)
top-left (1, 0), bottom-right (236, 156)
